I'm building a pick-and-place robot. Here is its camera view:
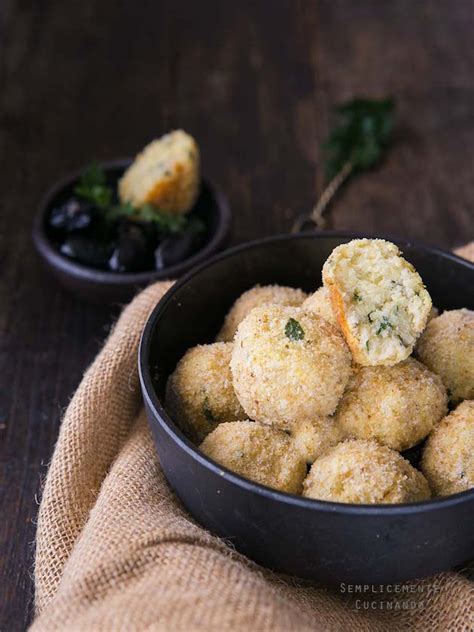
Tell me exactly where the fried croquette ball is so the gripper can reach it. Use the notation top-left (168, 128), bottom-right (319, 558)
top-left (200, 421), bottom-right (307, 493)
top-left (303, 439), bottom-right (431, 504)
top-left (334, 358), bottom-right (448, 451)
top-left (119, 130), bottom-right (200, 214)
top-left (322, 239), bottom-right (432, 366)
top-left (291, 417), bottom-right (345, 464)
top-left (421, 400), bottom-right (474, 496)
top-left (415, 309), bottom-right (474, 403)
top-left (302, 287), bottom-right (338, 326)
top-left (166, 342), bottom-right (244, 442)
top-left (231, 305), bottom-right (352, 430)
top-left (217, 284), bottom-right (307, 342)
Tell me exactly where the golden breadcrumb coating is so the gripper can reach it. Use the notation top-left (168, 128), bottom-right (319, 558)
top-left (302, 287), bottom-right (338, 327)
top-left (334, 358), bottom-right (448, 451)
top-left (200, 420), bottom-right (307, 494)
top-left (303, 439), bottom-right (431, 504)
top-left (291, 416), bottom-right (345, 464)
top-left (415, 309), bottom-right (474, 403)
top-left (166, 342), bottom-right (244, 442)
top-left (217, 285), bottom-right (307, 342)
top-left (231, 305), bottom-right (352, 430)
top-left (119, 130), bottom-right (200, 214)
top-left (422, 400), bottom-right (474, 496)
top-left (322, 239), bottom-right (432, 366)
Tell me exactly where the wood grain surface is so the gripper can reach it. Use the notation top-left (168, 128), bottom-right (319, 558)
top-left (1, 1), bottom-right (473, 629)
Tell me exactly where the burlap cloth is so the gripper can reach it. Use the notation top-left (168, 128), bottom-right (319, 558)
top-left (31, 244), bottom-right (474, 632)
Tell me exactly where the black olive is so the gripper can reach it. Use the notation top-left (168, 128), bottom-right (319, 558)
top-left (134, 220), bottom-right (159, 243)
top-left (154, 229), bottom-right (196, 270)
top-left (49, 198), bottom-right (95, 232)
top-left (108, 224), bottom-right (154, 272)
top-left (60, 236), bottom-right (112, 268)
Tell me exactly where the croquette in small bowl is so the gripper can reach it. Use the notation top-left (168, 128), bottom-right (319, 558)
top-left (119, 129), bottom-right (200, 214)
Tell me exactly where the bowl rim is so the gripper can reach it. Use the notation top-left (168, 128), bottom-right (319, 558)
top-left (32, 158), bottom-right (231, 285)
top-left (139, 231), bottom-right (474, 515)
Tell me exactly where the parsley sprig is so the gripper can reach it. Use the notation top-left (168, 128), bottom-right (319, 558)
top-left (293, 97), bottom-right (395, 231)
top-left (324, 97), bottom-right (394, 181)
top-left (74, 163), bottom-right (112, 210)
top-left (74, 163), bottom-right (199, 234)
top-left (285, 318), bottom-right (305, 341)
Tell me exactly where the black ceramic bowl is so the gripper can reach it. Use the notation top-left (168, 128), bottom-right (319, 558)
top-left (139, 232), bottom-right (474, 585)
top-left (33, 159), bottom-right (231, 302)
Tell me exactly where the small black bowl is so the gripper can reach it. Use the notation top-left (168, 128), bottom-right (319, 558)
top-left (33, 159), bottom-right (231, 302)
top-left (139, 232), bottom-right (474, 586)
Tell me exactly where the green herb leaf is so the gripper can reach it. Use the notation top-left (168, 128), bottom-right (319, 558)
top-left (140, 205), bottom-right (186, 233)
top-left (110, 202), bottom-right (188, 233)
top-left (74, 162), bottom-right (205, 236)
top-left (353, 290), bottom-right (363, 302)
top-left (77, 162), bottom-right (106, 187)
top-left (107, 202), bottom-right (136, 222)
top-left (376, 317), bottom-right (393, 335)
top-left (323, 97), bottom-right (395, 181)
top-left (397, 335), bottom-right (407, 348)
top-left (285, 318), bottom-right (305, 341)
top-left (74, 163), bottom-right (113, 210)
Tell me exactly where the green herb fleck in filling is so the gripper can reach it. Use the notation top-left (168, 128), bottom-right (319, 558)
top-left (353, 290), bottom-right (363, 302)
top-left (285, 318), bottom-right (305, 341)
top-left (397, 335), bottom-right (407, 347)
top-left (376, 317), bottom-right (393, 335)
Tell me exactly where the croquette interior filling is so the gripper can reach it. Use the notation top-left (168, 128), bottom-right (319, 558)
top-left (119, 131), bottom-right (198, 207)
top-left (132, 138), bottom-right (191, 187)
top-left (327, 244), bottom-right (431, 362)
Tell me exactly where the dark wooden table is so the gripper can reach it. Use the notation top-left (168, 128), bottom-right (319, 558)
top-left (1, 1), bottom-right (473, 629)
